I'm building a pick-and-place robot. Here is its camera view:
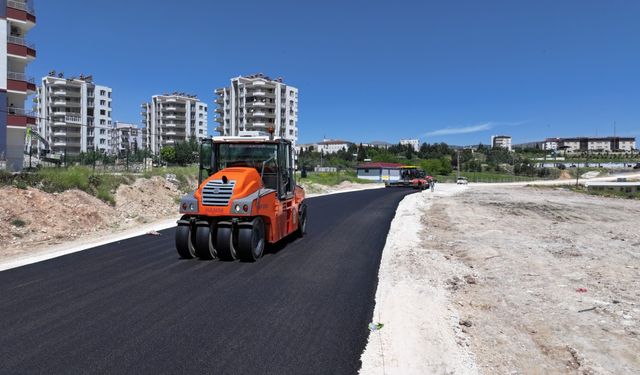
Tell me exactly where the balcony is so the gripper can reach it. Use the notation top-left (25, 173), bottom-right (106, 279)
top-left (53, 99), bottom-right (67, 106)
top-left (7, 71), bottom-right (36, 92)
top-left (251, 122), bottom-right (267, 128)
top-left (7, 1), bottom-right (36, 23)
top-left (252, 91), bottom-right (266, 97)
top-left (7, 35), bottom-right (36, 58)
top-left (214, 117), bottom-right (224, 123)
top-left (7, 108), bottom-right (36, 127)
top-left (165, 106), bottom-right (177, 111)
top-left (52, 90), bottom-right (67, 96)
top-left (66, 115), bottom-right (82, 124)
top-left (248, 102), bottom-right (266, 107)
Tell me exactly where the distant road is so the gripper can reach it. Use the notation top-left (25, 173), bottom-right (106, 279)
top-left (472, 171), bottom-right (640, 187)
top-left (0, 188), bottom-right (414, 375)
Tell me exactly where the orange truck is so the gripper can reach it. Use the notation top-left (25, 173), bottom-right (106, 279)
top-left (175, 136), bottom-right (306, 262)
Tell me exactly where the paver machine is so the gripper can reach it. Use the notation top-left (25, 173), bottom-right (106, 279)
top-left (175, 135), bottom-right (307, 262)
top-left (385, 166), bottom-right (427, 188)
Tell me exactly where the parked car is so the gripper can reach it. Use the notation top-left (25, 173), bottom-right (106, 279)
top-left (456, 176), bottom-right (468, 185)
top-left (634, 163), bottom-right (640, 170)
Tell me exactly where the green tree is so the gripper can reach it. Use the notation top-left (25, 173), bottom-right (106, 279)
top-left (160, 147), bottom-right (176, 163)
top-left (357, 143), bottom-right (368, 162)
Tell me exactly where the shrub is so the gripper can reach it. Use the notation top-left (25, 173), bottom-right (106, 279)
top-left (88, 174), bottom-right (102, 187)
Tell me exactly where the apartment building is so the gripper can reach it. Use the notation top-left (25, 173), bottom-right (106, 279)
top-left (1, 0), bottom-right (36, 170)
top-left (214, 73), bottom-right (298, 147)
top-left (316, 139), bottom-right (353, 154)
top-left (35, 73), bottom-right (113, 155)
top-left (111, 121), bottom-right (142, 156)
top-left (400, 139), bottom-right (420, 152)
top-left (543, 137), bottom-right (636, 152)
top-left (141, 93), bottom-right (208, 154)
top-left (491, 135), bottom-right (512, 151)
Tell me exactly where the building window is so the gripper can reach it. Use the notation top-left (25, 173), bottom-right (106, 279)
top-left (100, 119), bottom-right (106, 125)
top-left (100, 90), bottom-right (106, 96)
top-left (100, 109), bottom-right (106, 115)
top-left (100, 129), bottom-right (105, 135)
top-left (100, 100), bottom-right (106, 106)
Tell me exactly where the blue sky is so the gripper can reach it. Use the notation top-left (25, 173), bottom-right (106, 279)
top-left (27, 0), bottom-right (640, 145)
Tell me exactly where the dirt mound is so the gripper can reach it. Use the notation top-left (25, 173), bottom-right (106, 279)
top-left (0, 187), bottom-right (117, 257)
top-left (115, 176), bottom-right (182, 224)
top-left (559, 170), bottom-right (572, 179)
top-left (0, 176), bottom-right (186, 260)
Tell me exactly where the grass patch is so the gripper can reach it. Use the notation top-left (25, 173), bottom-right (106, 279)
top-left (436, 172), bottom-right (543, 183)
top-left (1, 166), bottom-right (136, 205)
top-left (11, 218), bottom-right (27, 227)
top-left (570, 185), bottom-right (640, 200)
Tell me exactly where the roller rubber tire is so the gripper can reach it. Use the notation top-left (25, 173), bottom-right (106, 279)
top-left (237, 217), bottom-right (265, 262)
top-left (297, 205), bottom-right (307, 238)
top-left (175, 224), bottom-right (196, 259)
top-left (216, 226), bottom-right (238, 261)
top-left (195, 224), bottom-right (217, 260)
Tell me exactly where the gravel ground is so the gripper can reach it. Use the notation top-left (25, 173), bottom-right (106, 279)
top-left (361, 183), bottom-right (639, 375)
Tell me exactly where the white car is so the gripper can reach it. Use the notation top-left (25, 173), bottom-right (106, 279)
top-left (456, 177), bottom-right (468, 185)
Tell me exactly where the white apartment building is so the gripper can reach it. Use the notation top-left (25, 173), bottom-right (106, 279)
top-left (111, 121), bottom-right (142, 155)
top-left (544, 137), bottom-right (636, 153)
top-left (214, 73), bottom-right (298, 147)
top-left (141, 93), bottom-right (208, 154)
top-left (296, 139), bottom-right (353, 154)
top-left (400, 139), bottom-right (419, 152)
top-left (2, 0), bottom-right (37, 170)
top-left (316, 139), bottom-right (353, 154)
top-left (491, 135), bottom-right (512, 151)
top-left (35, 73), bottom-right (113, 155)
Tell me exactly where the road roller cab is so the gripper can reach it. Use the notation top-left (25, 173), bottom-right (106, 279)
top-left (175, 135), bottom-right (306, 262)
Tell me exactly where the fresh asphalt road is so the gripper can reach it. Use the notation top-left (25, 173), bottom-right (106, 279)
top-left (0, 188), bottom-right (415, 375)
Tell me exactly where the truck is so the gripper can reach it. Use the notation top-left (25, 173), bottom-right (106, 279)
top-left (175, 135), bottom-right (306, 262)
top-left (385, 166), bottom-right (431, 189)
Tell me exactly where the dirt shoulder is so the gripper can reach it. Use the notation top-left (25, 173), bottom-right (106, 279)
top-left (360, 184), bottom-right (478, 375)
top-left (361, 184), bottom-right (639, 375)
top-left (426, 185), bottom-right (639, 374)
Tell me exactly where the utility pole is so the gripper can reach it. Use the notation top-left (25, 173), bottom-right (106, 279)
top-left (456, 150), bottom-right (460, 179)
